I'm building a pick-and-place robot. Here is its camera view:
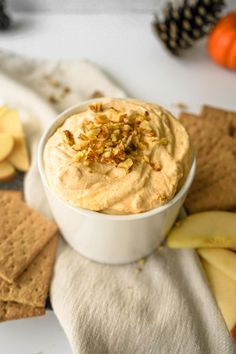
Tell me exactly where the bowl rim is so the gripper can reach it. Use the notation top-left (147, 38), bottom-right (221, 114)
top-left (38, 98), bottom-right (196, 221)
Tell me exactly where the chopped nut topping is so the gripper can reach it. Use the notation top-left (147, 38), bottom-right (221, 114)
top-left (95, 115), bottom-right (108, 124)
top-left (172, 102), bottom-right (188, 110)
top-left (83, 160), bottom-right (90, 166)
top-left (49, 79), bottom-right (60, 87)
top-left (118, 158), bottom-right (133, 170)
top-left (63, 86), bottom-right (71, 94)
top-left (63, 130), bottom-right (75, 146)
top-left (74, 151), bottom-right (84, 161)
top-left (90, 90), bottom-right (104, 99)
top-left (71, 144), bottom-right (81, 151)
top-left (103, 151), bottom-right (112, 158)
top-left (48, 95), bottom-right (59, 104)
top-left (150, 162), bottom-right (162, 171)
top-left (143, 155), bottom-right (150, 163)
top-left (89, 103), bottom-right (103, 112)
top-left (157, 137), bottom-right (168, 145)
top-left (138, 258), bottom-right (145, 266)
top-left (138, 142), bottom-right (146, 150)
top-left (73, 140), bottom-right (89, 150)
top-left (63, 106), bottom-right (167, 172)
top-left (123, 124), bottom-right (131, 131)
top-left (140, 120), bottom-right (151, 130)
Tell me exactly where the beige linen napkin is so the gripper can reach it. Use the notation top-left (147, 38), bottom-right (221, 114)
top-left (0, 51), bottom-right (234, 354)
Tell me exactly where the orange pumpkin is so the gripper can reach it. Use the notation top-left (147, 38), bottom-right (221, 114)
top-left (208, 12), bottom-right (236, 69)
top-left (231, 323), bottom-right (236, 341)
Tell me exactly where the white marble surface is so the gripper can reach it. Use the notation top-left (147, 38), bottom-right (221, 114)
top-left (0, 12), bottom-right (235, 354)
top-left (7, 0), bottom-right (236, 13)
top-left (0, 312), bottom-right (71, 354)
top-left (1, 12), bottom-right (236, 115)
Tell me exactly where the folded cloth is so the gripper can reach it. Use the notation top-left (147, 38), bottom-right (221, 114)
top-left (0, 51), bottom-right (234, 354)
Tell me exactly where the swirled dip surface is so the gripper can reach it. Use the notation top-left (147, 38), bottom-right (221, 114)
top-left (44, 99), bottom-right (191, 214)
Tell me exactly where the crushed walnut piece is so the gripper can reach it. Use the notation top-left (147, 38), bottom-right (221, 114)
top-left (150, 162), bottom-right (161, 171)
top-left (63, 104), bottom-right (168, 172)
top-left (137, 258), bottom-right (145, 267)
top-left (48, 95), bottom-right (59, 104)
top-left (49, 78), bottom-right (61, 88)
top-left (133, 258), bottom-right (146, 273)
top-left (89, 103), bottom-right (103, 113)
top-left (90, 90), bottom-right (104, 99)
top-left (172, 102), bottom-right (188, 110)
top-left (63, 86), bottom-right (71, 94)
top-left (63, 130), bottom-right (75, 146)
top-left (44, 74), bottom-right (71, 99)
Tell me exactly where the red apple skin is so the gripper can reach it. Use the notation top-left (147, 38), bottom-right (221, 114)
top-left (231, 323), bottom-right (236, 340)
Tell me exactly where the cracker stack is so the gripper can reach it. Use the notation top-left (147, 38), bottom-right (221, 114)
top-left (0, 190), bottom-right (58, 322)
top-left (179, 105), bottom-right (236, 214)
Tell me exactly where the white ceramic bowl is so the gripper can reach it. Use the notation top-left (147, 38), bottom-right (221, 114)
top-left (38, 99), bottom-right (196, 264)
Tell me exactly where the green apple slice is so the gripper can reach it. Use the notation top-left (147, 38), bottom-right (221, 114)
top-left (167, 211), bottom-right (236, 248)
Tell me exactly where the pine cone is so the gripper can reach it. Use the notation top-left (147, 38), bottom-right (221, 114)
top-left (153, 0), bottom-right (225, 55)
top-left (0, 0), bottom-right (11, 30)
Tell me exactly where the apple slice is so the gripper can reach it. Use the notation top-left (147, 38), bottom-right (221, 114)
top-left (167, 211), bottom-right (236, 248)
top-left (0, 109), bottom-right (24, 138)
top-left (0, 105), bottom-right (9, 118)
top-left (202, 259), bottom-right (236, 331)
top-left (0, 160), bottom-right (16, 181)
top-left (0, 132), bottom-right (14, 161)
top-left (8, 137), bottom-right (29, 172)
top-left (198, 248), bottom-right (236, 283)
top-left (0, 108), bottom-right (30, 171)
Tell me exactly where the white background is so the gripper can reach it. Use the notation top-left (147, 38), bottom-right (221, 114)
top-left (0, 6), bottom-right (236, 354)
top-left (7, 0), bottom-right (236, 13)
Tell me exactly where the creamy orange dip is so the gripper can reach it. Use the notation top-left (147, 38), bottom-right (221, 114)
top-left (44, 98), bottom-right (191, 214)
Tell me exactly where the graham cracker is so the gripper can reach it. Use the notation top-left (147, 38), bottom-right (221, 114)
top-left (185, 150), bottom-right (236, 213)
top-left (0, 193), bottom-right (58, 283)
top-left (178, 111), bottom-right (199, 126)
top-left (0, 189), bottom-right (22, 200)
top-left (201, 105), bottom-right (236, 137)
top-left (0, 236), bottom-right (58, 307)
top-left (179, 108), bottom-right (236, 213)
top-left (179, 112), bottom-right (236, 155)
top-left (0, 301), bottom-right (44, 322)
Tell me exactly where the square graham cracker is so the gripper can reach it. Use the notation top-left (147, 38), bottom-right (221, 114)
top-left (0, 301), bottom-right (44, 322)
top-left (0, 190), bottom-right (22, 200)
top-left (201, 105), bottom-right (236, 137)
top-left (180, 105), bottom-right (236, 138)
top-left (0, 192), bottom-right (58, 283)
top-left (179, 112), bottom-right (236, 156)
top-left (179, 109), bottom-right (236, 213)
top-left (0, 236), bottom-right (58, 307)
top-left (185, 149), bottom-right (236, 213)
